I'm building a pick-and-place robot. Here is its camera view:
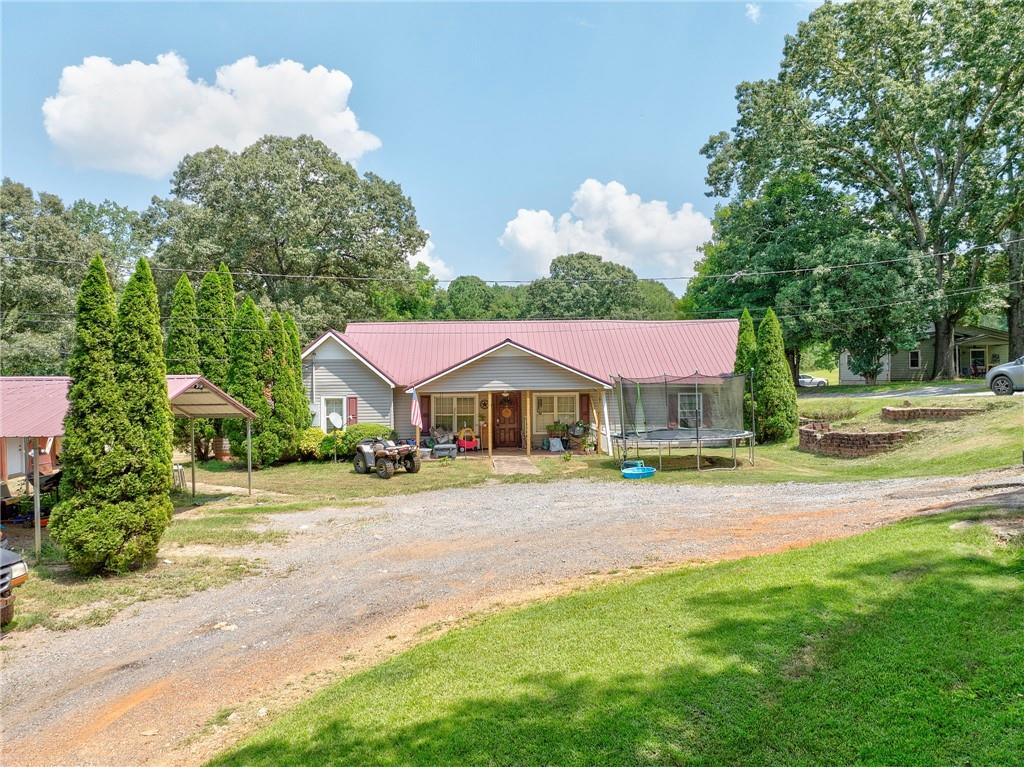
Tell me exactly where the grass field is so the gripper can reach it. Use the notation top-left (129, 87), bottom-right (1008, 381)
top-left (208, 504), bottom-right (1024, 767)
top-left (194, 395), bottom-right (1023, 493)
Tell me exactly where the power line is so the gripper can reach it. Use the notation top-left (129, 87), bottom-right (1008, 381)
top-left (5, 280), bottom-right (1020, 333)
top-left (2, 237), bottom-right (1021, 286)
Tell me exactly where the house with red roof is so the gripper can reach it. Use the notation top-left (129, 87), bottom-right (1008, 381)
top-left (301, 319), bottom-right (740, 456)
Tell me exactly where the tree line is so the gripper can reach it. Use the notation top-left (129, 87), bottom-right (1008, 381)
top-left (1, 137), bottom-right (677, 380)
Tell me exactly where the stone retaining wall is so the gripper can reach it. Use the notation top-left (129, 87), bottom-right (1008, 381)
top-left (880, 406), bottom-right (984, 422)
top-left (798, 421), bottom-right (910, 458)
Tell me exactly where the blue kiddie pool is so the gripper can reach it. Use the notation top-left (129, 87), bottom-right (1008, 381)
top-left (622, 465), bottom-right (656, 479)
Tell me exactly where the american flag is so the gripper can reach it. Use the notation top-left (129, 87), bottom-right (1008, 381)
top-left (410, 389), bottom-right (424, 430)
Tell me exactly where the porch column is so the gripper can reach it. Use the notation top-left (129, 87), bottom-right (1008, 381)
top-left (591, 391), bottom-right (602, 455)
top-left (601, 390), bottom-right (612, 455)
top-left (525, 391), bottom-right (532, 457)
top-left (190, 418), bottom-right (196, 503)
top-left (487, 391), bottom-right (493, 459)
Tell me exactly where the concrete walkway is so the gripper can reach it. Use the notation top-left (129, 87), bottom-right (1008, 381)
top-left (491, 455), bottom-right (541, 475)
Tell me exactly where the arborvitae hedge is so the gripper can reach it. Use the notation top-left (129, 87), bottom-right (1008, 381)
top-left (218, 262), bottom-right (236, 323)
top-left (226, 297), bottom-right (278, 466)
top-left (753, 308), bottom-right (798, 443)
top-left (50, 256), bottom-right (172, 574)
top-left (734, 308), bottom-right (757, 430)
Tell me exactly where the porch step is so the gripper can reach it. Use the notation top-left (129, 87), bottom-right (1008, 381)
top-left (491, 455), bottom-right (541, 476)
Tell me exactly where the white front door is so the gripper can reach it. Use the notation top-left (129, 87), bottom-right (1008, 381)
top-left (6, 438), bottom-right (26, 477)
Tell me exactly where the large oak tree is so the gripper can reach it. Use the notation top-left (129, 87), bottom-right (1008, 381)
top-left (702, 0), bottom-right (1024, 377)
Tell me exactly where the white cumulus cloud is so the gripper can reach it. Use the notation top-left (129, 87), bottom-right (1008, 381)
top-left (42, 52), bottom-right (381, 178)
top-left (409, 237), bottom-right (454, 281)
top-left (498, 179), bottom-right (712, 284)
top-left (745, 3), bottom-right (763, 23)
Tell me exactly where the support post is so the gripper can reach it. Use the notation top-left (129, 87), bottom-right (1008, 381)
top-left (33, 437), bottom-right (41, 559)
top-left (525, 391), bottom-right (531, 457)
top-left (415, 425), bottom-right (421, 450)
top-left (190, 418), bottom-right (196, 503)
top-left (246, 419), bottom-right (253, 496)
top-left (487, 392), bottom-right (493, 459)
top-left (601, 390), bottom-right (612, 456)
top-left (591, 391), bottom-right (601, 455)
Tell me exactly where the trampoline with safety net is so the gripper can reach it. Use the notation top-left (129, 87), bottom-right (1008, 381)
top-left (613, 373), bottom-right (754, 470)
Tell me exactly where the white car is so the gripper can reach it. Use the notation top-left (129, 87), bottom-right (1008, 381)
top-left (797, 373), bottom-right (828, 388)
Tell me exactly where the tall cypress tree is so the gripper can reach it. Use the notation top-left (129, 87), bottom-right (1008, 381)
top-left (284, 313), bottom-right (310, 432)
top-left (51, 256), bottom-right (132, 504)
top-left (49, 257), bottom-right (162, 574)
top-left (166, 274), bottom-right (200, 373)
top-left (734, 308), bottom-right (758, 430)
top-left (166, 274), bottom-right (201, 449)
top-left (226, 297), bottom-right (278, 466)
top-left (753, 308), bottom-right (798, 443)
top-left (196, 270), bottom-right (229, 388)
top-left (115, 259), bottom-right (174, 548)
top-left (266, 311), bottom-right (299, 458)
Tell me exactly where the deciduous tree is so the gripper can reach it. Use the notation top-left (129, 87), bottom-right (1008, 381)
top-left (703, 0), bottom-right (1024, 378)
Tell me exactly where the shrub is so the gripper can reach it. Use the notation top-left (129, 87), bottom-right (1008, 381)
top-left (50, 494), bottom-right (172, 575)
top-left (298, 427), bottom-right (327, 460)
top-left (734, 308), bottom-right (757, 430)
top-left (333, 423), bottom-right (395, 458)
top-left (753, 308), bottom-right (798, 443)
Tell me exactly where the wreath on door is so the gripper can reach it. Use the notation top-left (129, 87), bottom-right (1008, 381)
top-left (498, 395), bottom-right (514, 420)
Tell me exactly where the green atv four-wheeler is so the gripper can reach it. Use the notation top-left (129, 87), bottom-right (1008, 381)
top-left (353, 437), bottom-right (421, 479)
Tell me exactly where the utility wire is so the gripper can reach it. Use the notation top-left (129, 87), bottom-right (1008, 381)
top-left (2, 237), bottom-right (1021, 286)
top-left (5, 280), bottom-right (1020, 333)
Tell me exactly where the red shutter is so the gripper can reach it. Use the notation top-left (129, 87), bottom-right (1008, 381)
top-left (579, 393), bottom-right (591, 423)
top-left (346, 396), bottom-right (359, 425)
top-left (420, 395), bottom-right (431, 427)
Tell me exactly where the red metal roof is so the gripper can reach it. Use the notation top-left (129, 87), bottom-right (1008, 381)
top-left (307, 320), bottom-right (739, 388)
top-left (0, 375), bottom-right (254, 438)
top-left (0, 377), bottom-right (71, 438)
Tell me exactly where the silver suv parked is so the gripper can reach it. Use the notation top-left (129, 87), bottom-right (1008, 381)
top-left (986, 356), bottom-right (1024, 395)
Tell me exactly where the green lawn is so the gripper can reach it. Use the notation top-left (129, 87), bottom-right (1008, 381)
top-left (191, 396), bottom-right (1021, 496)
top-left (208, 504), bottom-right (1024, 767)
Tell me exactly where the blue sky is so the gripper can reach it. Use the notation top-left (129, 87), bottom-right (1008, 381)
top-left (2, 2), bottom-right (814, 288)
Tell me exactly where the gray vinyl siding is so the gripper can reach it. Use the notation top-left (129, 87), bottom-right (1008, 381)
top-left (304, 359), bottom-right (393, 430)
top-left (393, 390), bottom-right (415, 439)
top-left (418, 352), bottom-right (599, 393)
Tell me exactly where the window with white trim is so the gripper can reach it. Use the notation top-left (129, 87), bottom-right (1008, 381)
top-left (322, 397), bottom-right (346, 433)
top-left (432, 395), bottom-right (476, 432)
top-left (677, 392), bottom-right (703, 428)
top-left (908, 349), bottom-right (921, 369)
top-left (534, 393), bottom-right (578, 433)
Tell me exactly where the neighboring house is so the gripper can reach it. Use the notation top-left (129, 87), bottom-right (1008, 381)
top-left (301, 320), bottom-right (739, 454)
top-left (838, 324), bottom-right (1010, 384)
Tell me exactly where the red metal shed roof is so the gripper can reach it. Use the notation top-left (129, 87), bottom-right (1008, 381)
top-left (0, 375), bottom-right (254, 438)
top-left (305, 320), bottom-right (739, 388)
top-left (0, 377), bottom-right (71, 438)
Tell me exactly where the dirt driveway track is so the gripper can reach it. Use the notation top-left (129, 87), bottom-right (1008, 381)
top-left (2, 471), bottom-right (1021, 767)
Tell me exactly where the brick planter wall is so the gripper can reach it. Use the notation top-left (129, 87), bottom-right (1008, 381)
top-left (880, 406), bottom-right (984, 422)
top-left (798, 422), bottom-right (910, 458)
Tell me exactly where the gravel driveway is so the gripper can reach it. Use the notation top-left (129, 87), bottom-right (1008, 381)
top-left (2, 471), bottom-right (1020, 767)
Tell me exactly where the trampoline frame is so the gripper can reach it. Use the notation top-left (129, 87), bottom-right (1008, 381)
top-left (613, 429), bottom-right (755, 471)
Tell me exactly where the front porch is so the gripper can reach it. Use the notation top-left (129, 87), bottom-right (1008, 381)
top-left (413, 388), bottom-right (613, 460)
